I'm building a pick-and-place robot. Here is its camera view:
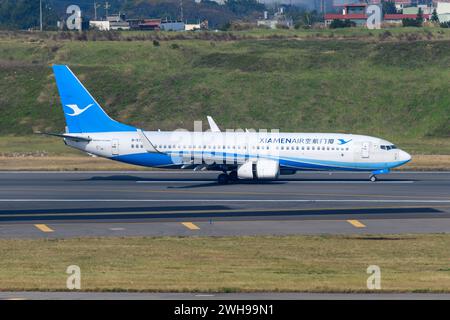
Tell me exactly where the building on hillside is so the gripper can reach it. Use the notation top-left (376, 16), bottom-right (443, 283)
top-left (325, 2), bottom-right (431, 26)
top-left (185, 22), bottom-right (201, 31)
top-left (325, 3), bottom-right (368, 26)
top-left (394, 0), bottom-right (412, 11)
top-left (402, 5), bottom-right (433, 15)
top-left (89, 20), bottom-right (110, 31)
top-left (436, 1), bottom-right (450, 22)
top-left (160, 20), bottom-right (185, 31)
top-left (127, 19), bottom-right (161, 30)
top-left (383, 13), bottom-right (431, 24)
top-left (90, 14), bottom-right (130, 31)
top-left (107, 14), bottom-right (130, 30)
top-left (257, 7), bottom-right (294, 29)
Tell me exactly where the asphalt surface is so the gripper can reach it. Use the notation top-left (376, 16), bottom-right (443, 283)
top-left (0, 171), bottom-right (449, 238)
top-left (1, 291), bottom-right (450, 300)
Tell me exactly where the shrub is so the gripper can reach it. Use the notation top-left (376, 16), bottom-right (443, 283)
top-left (329, 19), bottom-right (356, 29)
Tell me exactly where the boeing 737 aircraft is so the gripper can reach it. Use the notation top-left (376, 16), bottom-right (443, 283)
top-left (45, 65), bottom-right (411, 184)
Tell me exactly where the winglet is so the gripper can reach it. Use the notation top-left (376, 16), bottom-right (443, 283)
top-left (207, 116), bottom-right (221, 132)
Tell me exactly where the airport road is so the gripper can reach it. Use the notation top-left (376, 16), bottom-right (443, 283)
top-left (0, 171), bottom-right (449, 238)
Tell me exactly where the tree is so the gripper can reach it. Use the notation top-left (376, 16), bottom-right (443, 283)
top-left (381, 0), bottom-right (397, 15)
top-left (224, 0), bottom-right (265, 15)
top-left (329, 19), bottom-right (356, 29)
top-left (0, 0), bottom-right (58, 30)
top-left (402, 7), bottom-right (424, 27)
top-left (431, 8), bottom-right (439, 23)
top-left (416, 7), bottom-right (424, 27)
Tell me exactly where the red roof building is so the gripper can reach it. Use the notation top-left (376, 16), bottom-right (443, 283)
top-left (325, 2), bottom-right (431, 26)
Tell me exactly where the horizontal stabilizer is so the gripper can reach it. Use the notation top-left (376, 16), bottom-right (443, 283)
top-left (35, 131), bottom-right (91, 142)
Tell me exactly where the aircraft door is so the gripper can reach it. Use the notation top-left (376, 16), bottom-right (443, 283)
top-left (111, 139), bottom-right (119, 156)
top-left (361, 142), bottom-right (370, 159)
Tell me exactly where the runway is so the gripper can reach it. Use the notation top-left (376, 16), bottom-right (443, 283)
top-left (0, 171), bottom-right (449, 238)
top-left (1, 291), bottom-right (450, 300)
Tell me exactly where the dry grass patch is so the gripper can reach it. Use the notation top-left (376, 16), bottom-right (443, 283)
top-left (0, 234), bottom-right (449, 292)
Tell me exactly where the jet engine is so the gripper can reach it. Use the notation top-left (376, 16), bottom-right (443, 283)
top-left (237, 159), bottom-right (280, 180)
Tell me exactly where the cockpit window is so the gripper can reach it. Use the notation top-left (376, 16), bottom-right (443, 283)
top-left (380, 145), bottom-right (397, 151)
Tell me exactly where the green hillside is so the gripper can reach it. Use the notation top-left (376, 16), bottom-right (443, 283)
top-left (0, 29), bottom-right (449, 154)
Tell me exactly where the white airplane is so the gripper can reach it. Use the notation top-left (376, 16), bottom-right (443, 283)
top-left (45, 65), bottom-right (411, 184)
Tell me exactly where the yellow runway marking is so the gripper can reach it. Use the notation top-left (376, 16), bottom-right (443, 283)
top-left (347, 220), bottom-right (366, 228)
top-left (182, 222), bottom-right (200, 230)
top-left (34, 224), bottom-right (54, 233)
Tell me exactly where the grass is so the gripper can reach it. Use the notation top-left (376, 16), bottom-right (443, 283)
top-left (0, 29), bottom-right (449, 155)
top-left (0, 234), bottom-right (449, 292)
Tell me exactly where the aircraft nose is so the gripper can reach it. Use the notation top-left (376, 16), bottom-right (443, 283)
top-left (399, 150), bottom-right (412, 163)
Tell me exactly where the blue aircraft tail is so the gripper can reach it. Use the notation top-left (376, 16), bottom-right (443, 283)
top-left (52, 65), bottom-right (135, 133)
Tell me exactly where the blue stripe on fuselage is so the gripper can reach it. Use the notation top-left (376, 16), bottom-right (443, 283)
top-left (111, 151), bottom-right (410, 171)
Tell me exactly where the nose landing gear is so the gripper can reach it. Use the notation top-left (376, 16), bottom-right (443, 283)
top-left (369, 168), bottom-right (390, 182)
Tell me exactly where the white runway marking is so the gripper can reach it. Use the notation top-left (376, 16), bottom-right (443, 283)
top-left (136, 180), bottom-right (415, 184)
top-left (0, 199), bottom-right (449, 203)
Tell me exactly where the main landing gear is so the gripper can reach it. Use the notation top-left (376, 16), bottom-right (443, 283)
top-left (217, 171), bottom-right (239, 185)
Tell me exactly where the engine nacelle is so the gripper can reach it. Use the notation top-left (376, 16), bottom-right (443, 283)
top-left (237, 159), bottom-right (280, 180)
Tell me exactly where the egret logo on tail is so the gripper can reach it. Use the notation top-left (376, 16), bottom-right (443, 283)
top-left (65, 104), bottom-right (93, 116)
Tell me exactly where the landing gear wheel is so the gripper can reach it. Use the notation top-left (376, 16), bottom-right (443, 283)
top-left (369, 175), bottom-right (377, 182)
top-left (218, 173), bottom-right (229, 185)
top-left (228, 171), bottom-right (238, 182)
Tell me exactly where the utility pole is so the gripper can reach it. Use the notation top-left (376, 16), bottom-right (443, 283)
top-left (180, 0), bottom-right (184, 22)
top-left (40, 0), bottom-right (43, 31)
top-left (104, 1), bottom-right (110, 18)
top-left (94, 1), bottom-right (101, 20)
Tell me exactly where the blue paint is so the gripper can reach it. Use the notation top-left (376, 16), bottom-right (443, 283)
top-left (112, 151), bottom-right (410, 171)
top-left (372, 168), bottom-right (390, 175)
top-left (52, 65), bottom-right (136, 133)
top-left (338, 139), bottom-right (352, 145)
